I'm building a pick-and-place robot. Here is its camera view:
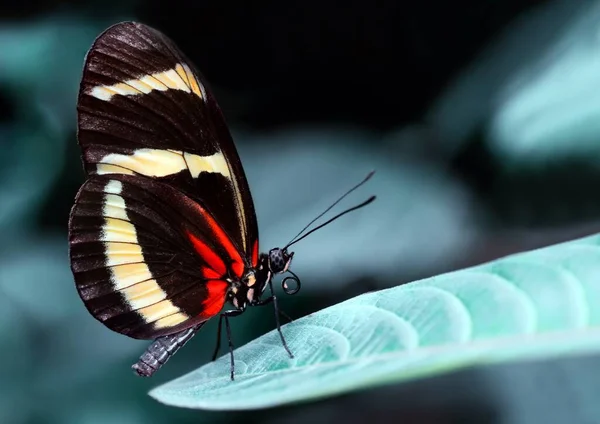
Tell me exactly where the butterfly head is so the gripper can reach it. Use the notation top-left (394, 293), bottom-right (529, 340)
top-left (236, 248), bottom-right (298, 309)
top-left (268, 247), bottom-right (294, 274)
top-left (266, 247), bottom-right (301, 297)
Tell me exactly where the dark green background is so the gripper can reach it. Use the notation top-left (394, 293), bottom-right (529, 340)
top-left (2, 1), bottom-right (599, 423)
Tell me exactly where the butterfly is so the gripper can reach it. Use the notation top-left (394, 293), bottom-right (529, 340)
top-left (68, 21), bottom-right (375, 380)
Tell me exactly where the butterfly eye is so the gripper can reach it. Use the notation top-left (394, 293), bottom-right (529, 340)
top-left (268, 248), bottom-right (286, 273)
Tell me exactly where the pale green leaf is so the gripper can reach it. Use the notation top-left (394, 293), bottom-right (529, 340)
top-left (150, 234), bottom-right (600, 410)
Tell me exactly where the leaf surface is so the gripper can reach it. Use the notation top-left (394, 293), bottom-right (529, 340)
top-left (150, 234), bottom-right (600, 410)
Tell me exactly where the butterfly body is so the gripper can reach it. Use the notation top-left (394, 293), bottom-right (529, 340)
top-left (223, 249), bottom-right (294, 311)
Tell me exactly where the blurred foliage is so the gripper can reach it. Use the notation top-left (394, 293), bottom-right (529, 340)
top-left (2, 0), bottom-right (600, 423)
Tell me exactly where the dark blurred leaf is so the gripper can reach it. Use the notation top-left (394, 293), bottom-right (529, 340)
top-left (0, 17), bottom-right (116, 236)
top-left (428, 0), bottom-right (592, 163)
top-left (487, 1), bottom-right (600, 164)
top-left (0, 112), bottom-right (64, 235)
top-left (237, 128), bottom-right (477, 291)
top-left (0, 16), bottom-right (116, 123)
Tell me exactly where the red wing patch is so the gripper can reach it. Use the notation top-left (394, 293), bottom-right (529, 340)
top-left (190, 203), bottom-right (245, 278)
top-left (201, 280), bottom-right (229, 318)
top-left (251, 240), bottom-right (259, 267)
top-left (187, 231), bottom-right (226, 279)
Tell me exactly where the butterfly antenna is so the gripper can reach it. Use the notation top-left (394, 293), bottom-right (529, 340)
top-left (284, 171), bottom-right (375, 247)
top-left (285, 195), bottom-right (376, 248)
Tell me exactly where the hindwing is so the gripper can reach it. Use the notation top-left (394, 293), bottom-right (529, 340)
top-left (69, 174), bottom-right (244, 339)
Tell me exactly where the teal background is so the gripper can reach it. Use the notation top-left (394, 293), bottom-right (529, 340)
top-left (2, 1), bottom-right (600, 423)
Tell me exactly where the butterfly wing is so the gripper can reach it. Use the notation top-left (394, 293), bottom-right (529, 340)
top-left (76, 21), bottom-right (258, 263)
top-left (70, 22), bottom-right (259, 339)
top-left (69, 174), bottom-right (247, 339)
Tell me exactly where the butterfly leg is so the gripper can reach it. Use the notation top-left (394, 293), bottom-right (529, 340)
top-left (255, 280), bottom-right (294, 359)
top-left (277, 308), bottom-right (294, 324)
top-left (211, 314), bottom-right (225, 362)
top-left (212, 308), bottom-right (244, 380)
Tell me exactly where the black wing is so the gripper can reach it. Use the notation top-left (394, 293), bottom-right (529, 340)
top-left (76, 21), bottom-right (258, 262)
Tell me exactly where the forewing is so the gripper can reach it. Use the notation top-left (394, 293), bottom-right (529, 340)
top-left (77, 21), bottom-right (258, 262)
top-left (69, 174), bottom-right (244, 339)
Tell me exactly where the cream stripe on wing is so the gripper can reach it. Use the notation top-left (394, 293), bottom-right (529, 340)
top-left (96, 148), bottom-right (231, 179)
top-left (154, 312), bottom-right (190, 328)
top-left (137, 301), bottom-right (184, 323)
top-left (89, 63), bottom-right (203, 101)
top-left (104, 242), bottom-right (144, 266)
top-left (101, 179), bottom-right (188, 328)
top-left (183, 151), bottom-right (231, 178)
top-left (96, 164), bottom-right (135, 176)
top-left (98, 148), bottom-right (248, 250)
top-left (97, 147), bottom-right (245, 246)
top-left (182, 64), bottom-right (203, 97)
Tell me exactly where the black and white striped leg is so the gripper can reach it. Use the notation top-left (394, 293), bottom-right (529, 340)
top-left (132, 323), bottom-right (204, 377)
top-left (211, 308), bottom-right (244, 380)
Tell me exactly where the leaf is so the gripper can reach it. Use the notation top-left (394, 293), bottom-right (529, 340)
top-left (149, 232), bottom-right (600, 411)
top-left (0, 17), bottom-right (112, 235)
top-left (487, 1), bottom-right (600, 164)
top-left (428, 0), bottom-right (597, 165)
